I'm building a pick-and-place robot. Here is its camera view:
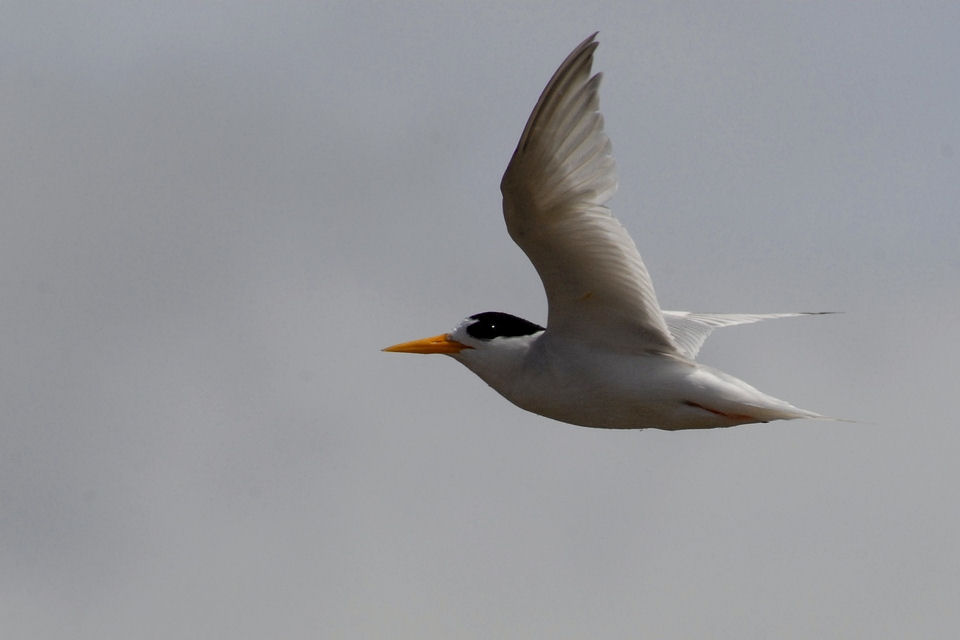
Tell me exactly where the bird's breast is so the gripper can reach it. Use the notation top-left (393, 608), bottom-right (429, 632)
top-left (502, 340), bottom-right (696, 428)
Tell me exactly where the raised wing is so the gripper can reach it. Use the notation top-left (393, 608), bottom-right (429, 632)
top-left (662, 311), bottom-right (835, 359)
top-left (500, 34), bottom-right (678, 354)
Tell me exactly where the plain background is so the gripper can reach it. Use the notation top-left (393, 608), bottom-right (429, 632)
top-left (3, 2), bottom-right (959, 638)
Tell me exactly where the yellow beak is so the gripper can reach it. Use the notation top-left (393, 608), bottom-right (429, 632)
top-left (382, 333), bottom-right (472, 354)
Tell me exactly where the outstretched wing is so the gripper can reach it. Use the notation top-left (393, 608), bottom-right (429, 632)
top-left (500, 34), bottom-right (678, 354)
top-left (662, 311), bottom-right (835, 359)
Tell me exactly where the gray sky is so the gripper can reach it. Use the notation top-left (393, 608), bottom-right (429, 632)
top-left (3, 2), bottom-right (959, 638)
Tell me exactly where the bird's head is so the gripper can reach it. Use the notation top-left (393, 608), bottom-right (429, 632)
top-left (383, 311), bottom-right (545, 369)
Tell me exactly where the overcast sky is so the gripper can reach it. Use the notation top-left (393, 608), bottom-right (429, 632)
top-left (3, 2), bottom-right (959, 638)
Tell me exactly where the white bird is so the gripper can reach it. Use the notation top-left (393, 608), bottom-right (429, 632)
top-left (384, 33), bottom-right (832, 430)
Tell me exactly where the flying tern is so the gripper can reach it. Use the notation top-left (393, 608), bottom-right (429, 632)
top-left (384, 33), bottom-right (832, 430)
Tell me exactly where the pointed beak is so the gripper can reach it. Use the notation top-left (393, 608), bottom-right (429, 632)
top-left (382, 333), bottom-right (472, 355)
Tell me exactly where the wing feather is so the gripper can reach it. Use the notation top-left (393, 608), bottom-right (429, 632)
top-left (501, 34), bottom-right (676, 353)
top-left (662, 311), bottom-right (836, 359)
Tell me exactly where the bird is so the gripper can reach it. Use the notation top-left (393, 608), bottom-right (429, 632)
top-left (383, 33), bottom-right (833, 430)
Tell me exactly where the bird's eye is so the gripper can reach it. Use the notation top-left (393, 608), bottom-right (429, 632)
top-left (466, 312), bottom-right (544, 340)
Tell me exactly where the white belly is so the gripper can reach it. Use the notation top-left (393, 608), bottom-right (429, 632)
top-left (492, 339), bottom-right (814, 430)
